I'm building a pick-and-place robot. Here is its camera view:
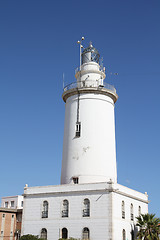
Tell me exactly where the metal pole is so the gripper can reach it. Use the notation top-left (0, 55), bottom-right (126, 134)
top-left (80, 43), bottom-right (81, 71)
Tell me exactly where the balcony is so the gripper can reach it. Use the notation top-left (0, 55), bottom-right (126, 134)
top-left (63, 81), bottom-right (116, 93)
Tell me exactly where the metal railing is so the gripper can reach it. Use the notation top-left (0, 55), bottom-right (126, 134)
top-left (42, 211), bottom-right (48, 218)
top-left (83, 209), bottom-right (90, 217)
top-left (63, 81), bottom-right (116, 93)
top-left (62, 210), bottom-right (68, 217)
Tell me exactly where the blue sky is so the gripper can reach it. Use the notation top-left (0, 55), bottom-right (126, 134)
top-left (0, 0), bottom-right (160, 216)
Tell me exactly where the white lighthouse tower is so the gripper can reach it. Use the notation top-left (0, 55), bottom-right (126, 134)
top-left (22, 40), bottom-right (148, 240)
top-left (61, 41), bottom-right (118, 185)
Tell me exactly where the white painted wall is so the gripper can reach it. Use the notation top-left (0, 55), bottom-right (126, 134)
top-left (1, 195), bottom-right (23, 209)
top-left (22, 183), bottom-right (148, 240)
top-left (112, 184), bottom-right (148, 240)
top-left (61, 92), bottom-right (117, 184)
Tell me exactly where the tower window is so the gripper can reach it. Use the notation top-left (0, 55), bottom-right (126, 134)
top-left (73, 177), bottom-right (79, 184)
top-left (75, 122), bottom-right (81, 137)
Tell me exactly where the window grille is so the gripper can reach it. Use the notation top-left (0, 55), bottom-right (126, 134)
top-left (75, 122), bottom-right (81, 137)
top-left (62, 200), bottom-right (69, 217)
top-left (42, 201), bottom-right (48, 218)
top-left (130, 203), bottom-right (134, 221)
top-left (122, 201), bottom-right (125, 219)
top-left (83, 199), bottom-right (90, 217)
top-left (41, 228), bottom-right (47, 239)
top-left (82, 227), bottom-right (90, 240)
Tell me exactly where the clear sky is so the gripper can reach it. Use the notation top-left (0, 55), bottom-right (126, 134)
top-left (0, 0), bottom-right (160, 216)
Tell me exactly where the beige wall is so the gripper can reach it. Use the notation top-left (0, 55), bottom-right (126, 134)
top-left (0, 212), bottom-right (16, 240)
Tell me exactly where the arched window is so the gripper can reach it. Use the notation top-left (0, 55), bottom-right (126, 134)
top-left (122, 229), bottom-right (126, 240)
top-left (138, 206), bottom-right (141, 216)
top-left (83, 199), bottom-right (90, 217)
top-left (82, 227), bottom-right (90, 240)
top-left (62, 228), bottom-right (68, 239)
top-left (42, 201), bottom-right (48, 218)
top-left (130, 203), bottom-right (134, 221)
top-left (62, 200), bottom-right (69, 217)
top-left (122, 201), bottom-right (125, 219)
top-left (41, 228), bottom-right (47, 239)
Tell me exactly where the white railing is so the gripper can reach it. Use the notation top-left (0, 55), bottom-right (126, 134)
top-left (63, 81), bottom-right (116, 93)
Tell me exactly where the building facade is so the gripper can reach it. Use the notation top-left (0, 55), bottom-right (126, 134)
top-left (21, 41), bottom-right (148, 240)
top-left (0, 196), bottom-right (23, 240)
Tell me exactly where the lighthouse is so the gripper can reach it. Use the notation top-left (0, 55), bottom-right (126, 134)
top-left (22, 40), bottom-right (148, 240)
top-left (61, 41), bottom-right (118, 185)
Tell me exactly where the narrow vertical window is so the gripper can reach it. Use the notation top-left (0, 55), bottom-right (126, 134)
top-left (62, 200), bottom-right (69, 217)
top-left (130, 203), bottom-right (134, 221)
top-left (5, 202), bottom-right (8, 208)
top-left (138, 206), bottom-right (141, 216)
top-left (122, 229), bottom-right (126, 240)
top-left (82, 228), bottom-right (90, 240)
top-left (75, 122), bottom-right (81, 137)
top-left (83, 199), bottom-right (90, 217)
top-left (122, 201), bottom-right (125, 219)
top-left (62, 228), bottom-right (68, 239)
top-left (41, 228), bottom-right (47, 239)
top-left (42, 201), bottom-right (48, 218)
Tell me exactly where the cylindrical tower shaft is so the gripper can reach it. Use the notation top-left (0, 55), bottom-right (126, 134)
top-left (61, 43), bottom-right (118, 185)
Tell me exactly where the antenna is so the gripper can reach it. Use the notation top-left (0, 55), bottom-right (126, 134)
top-left (77, 37), bottom-right (85, 70)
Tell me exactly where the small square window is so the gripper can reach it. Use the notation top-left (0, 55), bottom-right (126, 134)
top-left (2, 214), bottom-right (5, 218)
top-left (73, 177), bottom-right (79, 184)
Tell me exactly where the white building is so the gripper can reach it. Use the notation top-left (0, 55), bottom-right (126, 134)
top-left (1, 195), bottom-right (23, 209)
top-left (22, 41), bottom-right (148, 240)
